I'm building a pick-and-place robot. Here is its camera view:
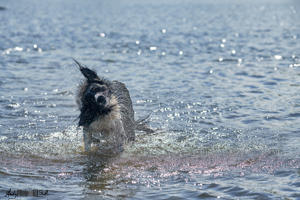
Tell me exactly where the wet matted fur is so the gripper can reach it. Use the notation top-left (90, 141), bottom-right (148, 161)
top-left (74, 59), bottom-right (151, 153)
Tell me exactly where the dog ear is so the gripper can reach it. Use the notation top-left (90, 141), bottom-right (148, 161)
top-left (72, 59), bottom-right (99, 82)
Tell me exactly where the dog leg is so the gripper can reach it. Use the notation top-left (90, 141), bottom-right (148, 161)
top-left (83, 127), bottom-right (92, 151)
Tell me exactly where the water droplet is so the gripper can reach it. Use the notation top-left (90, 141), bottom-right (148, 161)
top-left (100, 33), bottom-right (105, 37)
top-left (220, 44), bottom-right (225, 48)
top-left (103, 168), bottom-right (110, 172)
top-left (232, 50), bottom-right (236, 54)
top-left (14, 47), bottom-right (23, 51)
top-left (150, 47), bottom-right (157, 51)
top-left (219, 58), bottom-right (223, 62)
top-left (222, 39), bottom-right (226, 43)
top-left (8, 103), bottom-right (20, 108)
top-left (274, 55), bottom-right (282, 60)
top-left (136, 40), bottom-right (140, 44)
top-left (162, 52), bottom-right (166, 56)
top-left (179, 51), bottom-right (183, 55)
top-left (162, 29), bottom-right (166, 33)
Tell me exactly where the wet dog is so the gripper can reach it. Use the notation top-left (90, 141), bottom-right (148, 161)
top-left (74, 59), bottom-right (152, 153)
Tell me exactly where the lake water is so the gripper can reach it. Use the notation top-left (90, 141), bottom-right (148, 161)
top-left (0, 0), bottom-right (300, 199)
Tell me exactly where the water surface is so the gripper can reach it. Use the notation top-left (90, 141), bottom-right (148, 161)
top-left (0, 0), bottom-right (300, 199)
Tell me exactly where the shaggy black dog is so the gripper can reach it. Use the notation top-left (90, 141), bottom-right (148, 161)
top-left (74, 60), bottom-right (152, 153)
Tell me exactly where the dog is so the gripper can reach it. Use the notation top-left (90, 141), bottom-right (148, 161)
top-left (74, 59), bottom-right (152, 153)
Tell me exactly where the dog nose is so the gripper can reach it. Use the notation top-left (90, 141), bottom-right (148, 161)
top-left (97, 95), bottom-right (106, 105)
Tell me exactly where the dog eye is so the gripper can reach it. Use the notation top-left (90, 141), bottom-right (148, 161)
top-left (94, 86), bottom-right (106, 93)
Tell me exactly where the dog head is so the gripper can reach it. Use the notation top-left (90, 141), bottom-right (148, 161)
top-left (74, 59), bottom-right (115, 126)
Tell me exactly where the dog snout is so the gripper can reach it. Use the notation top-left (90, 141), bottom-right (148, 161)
top-left (96, 95), bottom-right (106, 106)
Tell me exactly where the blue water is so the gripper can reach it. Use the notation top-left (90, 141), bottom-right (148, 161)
top-left (0, 0), bottom-right (300, 199)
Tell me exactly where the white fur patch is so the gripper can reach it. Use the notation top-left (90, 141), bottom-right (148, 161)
top-left (88, 95), bottom-right (121, 137)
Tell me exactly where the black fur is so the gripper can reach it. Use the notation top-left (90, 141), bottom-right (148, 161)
top-left (74, 59), bottom-right (153, 152)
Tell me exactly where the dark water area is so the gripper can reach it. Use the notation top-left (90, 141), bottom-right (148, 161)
top-left (0, 0), bottom-right (300, 199)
